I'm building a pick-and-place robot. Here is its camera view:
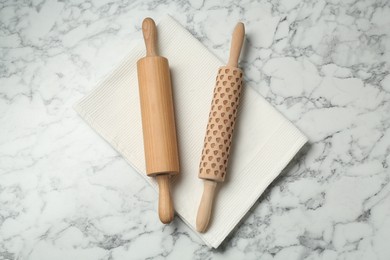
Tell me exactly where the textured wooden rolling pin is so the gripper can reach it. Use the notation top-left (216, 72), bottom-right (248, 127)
top-left (137, 18), bottom-right (179, 224)
top-left (196, 22), bottom-right (245, 232)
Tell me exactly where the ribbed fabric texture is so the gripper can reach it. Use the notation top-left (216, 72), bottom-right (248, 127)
top-left (74, 16), bottom-right (308, 248)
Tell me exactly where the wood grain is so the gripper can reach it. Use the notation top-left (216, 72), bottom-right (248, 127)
top-left (142, 17), bottom-right (158, 57)
top-left (137, 17), bottom-right (179, 224)
top-left (227, 22), bottom-right (245, 67)
top-left (157, 175), bottom-right (174, 223)
top-left (197, 22), bottom-right (245, 232)
top-left (196, 180), bottom-right (217, 232)
top-left (198, 66), bottom-right (243, 182)
top-left (137, 56), bottom-right (179, 176)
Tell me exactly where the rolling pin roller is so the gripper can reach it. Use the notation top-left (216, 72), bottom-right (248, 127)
top-left (197, 22), bottom-right (245, 232)
top-left (137, 18), bottom-right (179, 224)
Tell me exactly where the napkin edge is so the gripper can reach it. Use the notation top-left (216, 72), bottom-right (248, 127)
top-left (208, 122), bottom-right (308, 248)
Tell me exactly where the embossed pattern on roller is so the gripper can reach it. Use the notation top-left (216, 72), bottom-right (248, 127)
top-left (196, 22), bottom-right (245, 233)
top-left (199, 66), bottom-right (243, 182)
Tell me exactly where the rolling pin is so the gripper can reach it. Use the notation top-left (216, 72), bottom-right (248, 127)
top-left (137, 18), bottom-right (179, 224)
top-left (196, 22), bottom-right (245, 232)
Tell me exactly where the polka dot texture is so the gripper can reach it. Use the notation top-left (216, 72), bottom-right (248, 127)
top-left (199, 66), bottom-right (243, 182)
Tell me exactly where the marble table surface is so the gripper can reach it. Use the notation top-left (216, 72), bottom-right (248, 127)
top-left (1, 0), bottom-right (390, 259)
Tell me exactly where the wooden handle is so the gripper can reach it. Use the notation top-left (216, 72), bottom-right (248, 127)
top-left (196, 180), bottom-right (217, 232)
top-left (227, 22), bottom-right (245, 67)
top-left (142, 17), bottom-right (158, 57)
top-left (156, 175), bottom-right (174, 224)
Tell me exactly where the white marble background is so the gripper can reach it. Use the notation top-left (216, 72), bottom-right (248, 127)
top-left (1, 0), bottom-right (390, 259)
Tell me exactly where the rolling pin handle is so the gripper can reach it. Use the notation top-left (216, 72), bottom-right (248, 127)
top-left (196, 180), bottom-right (217, 232)
top-left (142, 17), bottom-right (158, 57)
top-left (227, 22), bottom-right (245, 68)
top-left (156, 174), bottom-right (174, 224)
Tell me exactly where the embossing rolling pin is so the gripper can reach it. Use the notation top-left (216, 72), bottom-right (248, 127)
top-left (137, 18), bottom-right (179, 224)
top-left (196, 23), bottom-right (245, 232)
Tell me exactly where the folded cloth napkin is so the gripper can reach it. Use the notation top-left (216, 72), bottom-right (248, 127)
top-left (74, 15), bottom-right (307, 248)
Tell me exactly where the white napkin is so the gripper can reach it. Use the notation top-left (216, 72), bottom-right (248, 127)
top-left (74, 16), bottom-right (307, 248)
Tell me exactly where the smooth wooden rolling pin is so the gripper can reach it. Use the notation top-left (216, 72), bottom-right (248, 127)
top-left (196, 22), bottom-right (245, 232)
top-left (137, 18), bottom-right (179, 224)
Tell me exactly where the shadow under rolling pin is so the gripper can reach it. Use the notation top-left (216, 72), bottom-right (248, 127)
top-left (196, 22), bottom-right (245, 232)
top-left (137, 18), bottom-right (180, 224)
